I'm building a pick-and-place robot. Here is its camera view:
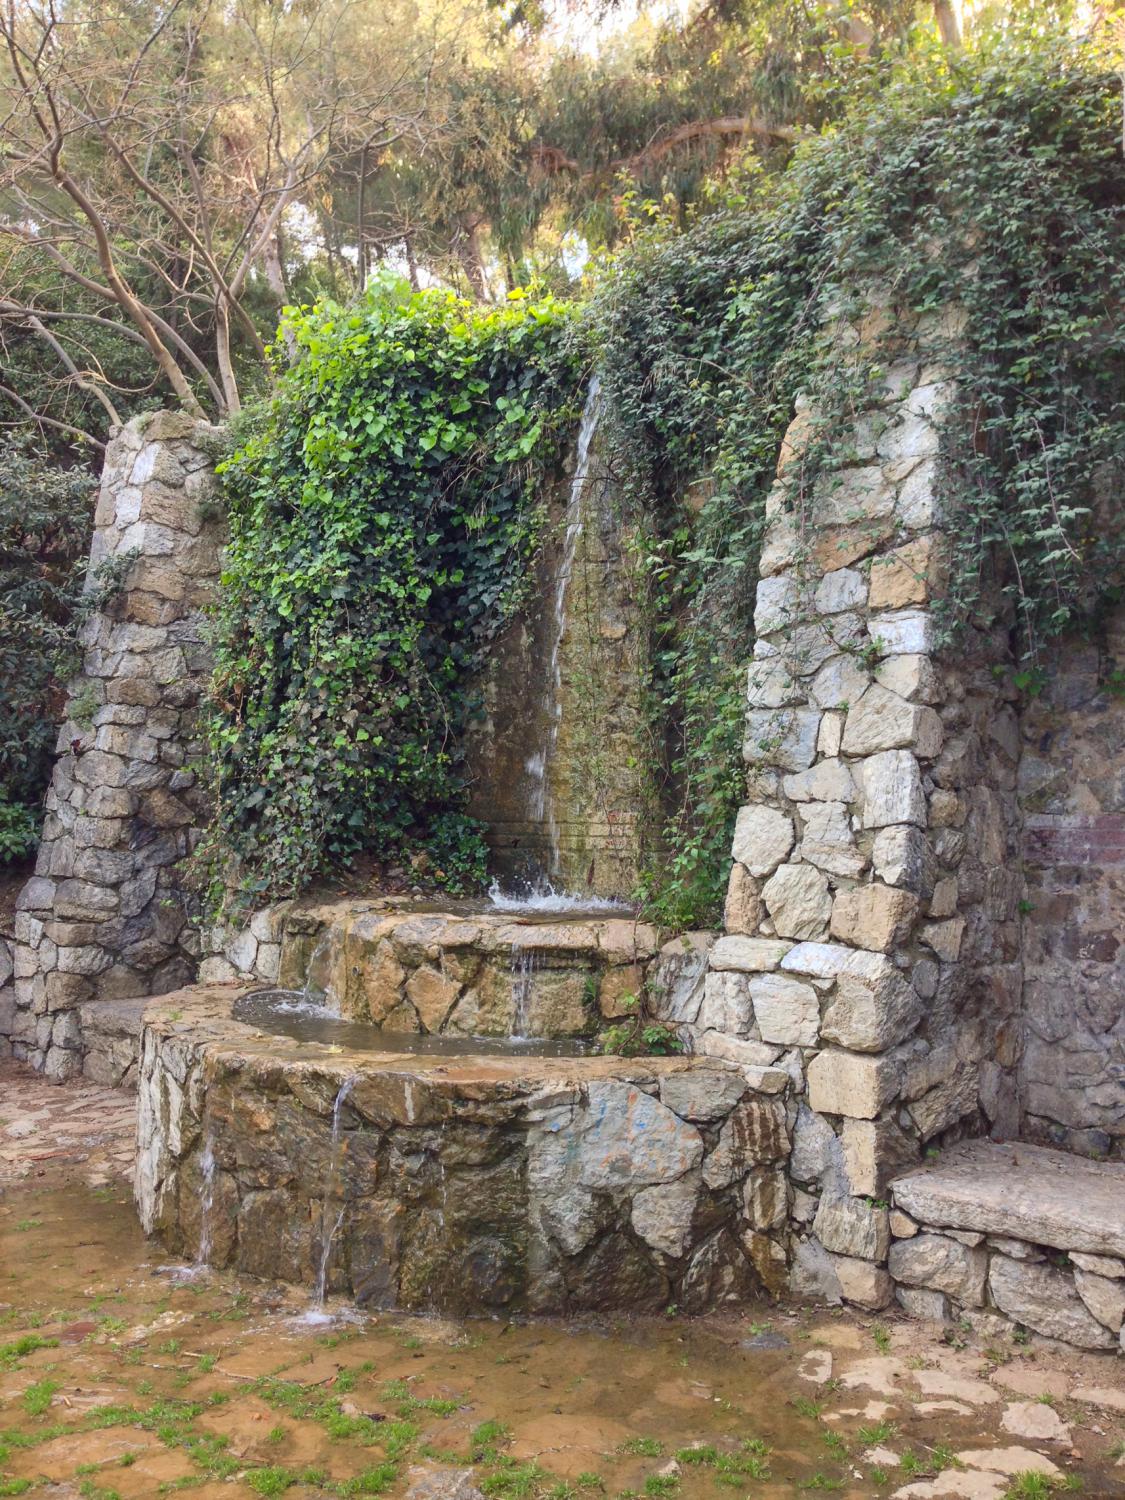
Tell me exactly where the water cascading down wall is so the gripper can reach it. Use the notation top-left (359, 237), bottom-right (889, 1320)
top-left (464, 380), bottom-right (650, 900)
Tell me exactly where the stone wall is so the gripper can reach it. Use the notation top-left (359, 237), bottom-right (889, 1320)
top-left (1016, 606), bottom-right (1125, 1159)
top-left (686, 308), bottom-right (1028, 1311)
top-left (0, 930), bottom-right (12, 1061)
top-left (465, 401), bottom-right (648, 899)
top-left (138, 984), bottom-right (792, 1314)
top-left (6, 412), bottom-right (222, 1078)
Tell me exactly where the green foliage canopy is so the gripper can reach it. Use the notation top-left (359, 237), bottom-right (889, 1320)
top-left (0, 444), bottom-right (97, 864)
top-left (203, 279), bottom-right (582, 906)
top-left (590, 41), bottom-right (1125, 924)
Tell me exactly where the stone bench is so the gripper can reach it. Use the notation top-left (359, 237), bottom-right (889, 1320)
top-left (889, 1140), bottom-right (1124, 1352)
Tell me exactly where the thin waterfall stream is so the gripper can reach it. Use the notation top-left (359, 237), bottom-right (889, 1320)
top-left (527, 375), bottom-right (602, 885)
top-left (195, 1126), bottom-right (216, 1269)
top-left (308, 1075), bottom-right (359, 1317)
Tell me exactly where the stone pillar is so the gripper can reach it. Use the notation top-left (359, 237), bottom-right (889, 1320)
top-left (8, 411), bottom-right (223, 1078)
top-left (698, 307), bottom-right (1023, 1310)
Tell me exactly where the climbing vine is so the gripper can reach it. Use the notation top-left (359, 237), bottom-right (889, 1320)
top-left (202, 278), bottom-right (581, 908)
top-left (590, 40), bottom-right (1125, 926)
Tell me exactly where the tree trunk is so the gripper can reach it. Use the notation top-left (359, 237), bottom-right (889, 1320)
top-left (262, 228), bottom-right (298, 365)
top-left (455, 216), bottom-right (488, 300)
top-left (933, 0), bottom-right (962, 49)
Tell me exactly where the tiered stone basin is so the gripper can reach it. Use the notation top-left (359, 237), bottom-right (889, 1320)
top-left (135, 985), bottom-right (793, 1315)
top-left (268, 897), bottom-right (664, 1039)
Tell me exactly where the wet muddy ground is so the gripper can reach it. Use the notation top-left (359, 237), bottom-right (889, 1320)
top-left (1, 1062), bottom-right (1121, 1499)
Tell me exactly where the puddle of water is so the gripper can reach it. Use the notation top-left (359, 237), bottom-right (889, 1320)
top-left (0, 1136), bottom-right (1119, 1500)
top-left (234, 990), bottom-right (594, 1056)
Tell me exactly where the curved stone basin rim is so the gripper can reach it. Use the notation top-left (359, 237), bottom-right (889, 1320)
top-left (134, 983), bottom-right (794, 1316)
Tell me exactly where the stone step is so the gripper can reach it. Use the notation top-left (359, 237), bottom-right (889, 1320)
top-left (891, 1139), bottom-right (1125, 1258)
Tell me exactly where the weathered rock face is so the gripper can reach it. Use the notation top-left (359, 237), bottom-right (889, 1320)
top-left (136, 985), bottom-right (792, 1315)
top-left (7, 414), bottom-right (222, 1078)
top-left (1017, 603), bottom-right (1125, 1161)
top-left (463, 409), bottom-right (648, 899)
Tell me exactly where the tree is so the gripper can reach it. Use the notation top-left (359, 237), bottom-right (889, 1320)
top-left (0, 0), bottom-right (459, 432)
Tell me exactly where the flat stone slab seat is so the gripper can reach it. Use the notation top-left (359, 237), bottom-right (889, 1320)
top-left (891, 1139), bottom-right (1125, 1259)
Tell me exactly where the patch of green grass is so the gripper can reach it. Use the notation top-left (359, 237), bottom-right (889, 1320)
top-left (480, 1461), bottom-right (551, 1498)
top-left (78, 1482), bottom-right (122, 1500)
top-left (643, 1476), bottom-right (678, 1496)
top-left (0, 1482), bottom-right (33, 1497)
top-left (266, 1424), bottom-right (286, 1444)
top-left (792, 1397), bottom-right (823, 1420)
top-left (820, 1430), bottom-right (847, 1459)
top-left (674, 1447), bottom-right (718, 1466)
top-left (1002, 1478), bottom-right (1082, 1499)
top-left (245, 1467), bottom-right (296, 1496)
top-left (472, 1421), bottom-right (513, 1461)
top-left (196, 1354), bottom-right (216, 1374)
top-left (871, 1325), bottom-right (891, 1353)
top-left (856, 1421), bottom-right (896, 1445)
top-left (22, 1377), bottom-right (59, 1416)
top-left (0, 1334), bottom-right (59, 1368)
top-left (799, 1476), bottom-right (843, 1492)
top-left (616, 1438), bottom-right (663, 1458)
top-left (870, 1469), bottom-right (889, 1487)
top-left (338, 1464), bottom-right (400, 1495)
top-left (575, 1474), bottom-right (604, 1490)
top-left (1003, 1477), bottom-right (1055, 1500)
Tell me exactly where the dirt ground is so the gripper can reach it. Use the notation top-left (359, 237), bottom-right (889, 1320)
top-left (0, 1061), bottom-right (1121, 1500)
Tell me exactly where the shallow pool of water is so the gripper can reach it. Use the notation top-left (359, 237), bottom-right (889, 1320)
top-left (233, 988), bottom-right (594, 1057)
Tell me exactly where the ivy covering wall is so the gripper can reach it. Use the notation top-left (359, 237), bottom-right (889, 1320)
top-left (203, 280), bottom-right (581, 907)
top-left (589, 41), bottom-right (1125, 924)
top-left (205, 43), bottom-right (1125, 921)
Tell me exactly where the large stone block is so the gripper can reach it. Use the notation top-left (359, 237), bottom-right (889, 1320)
top-left (696, 970), bottom-right (753, 1033)
top-left (782, 759), bottom-right (857, 803)
top-left (749, 973), bottom-right (820, 1046)
top-left (868, 536), bottom-right (943, 610)
top-left (829, 884), bottom-right (920, 953)
top-left (730, 804), bottom-right (794, 877)
top-left (861, 750), bottom-right (926, 828)
top-left (723, 864), bottom-right (763, 934)
top-left (813, 465), bottom-right (894, 525)
top-left (821, 970), bottom-right (921, 1054)
top-left (1073, 1268), bottom-right (1125, 1333)
top-left (761, 863), bottom-right (832, 941)
top-left (842, 1116), bottom-right (918, 1197)
top-left (842, 684), bottom-right (943, 758)
top-left (832, 1254), bottom-right (893, 1309)
top-left (888, 1232), bottom-right (987, 1306)
top-left (872, 823), bottom-right (935, 894)
top-left (798, 801), bottom-right (866, 878)
top-left (744, 709), bottom-right (821, 772)
top-left (709, 936), bottom-right (791, 973)
top-left (814, 1195), bottom-right (890, 1262)
top-left (989, 1257), bottom-right (1117, 1349)
top-left (807, 1048), bottom-right (899, 1120)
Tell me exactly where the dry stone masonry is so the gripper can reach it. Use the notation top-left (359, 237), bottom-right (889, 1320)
top-left (4, 301), bottom-right (1122, 1345)
top-left (8, 412), bottom-right (222, 1079)
top-left (137, 985), bottom-right (792, 1314)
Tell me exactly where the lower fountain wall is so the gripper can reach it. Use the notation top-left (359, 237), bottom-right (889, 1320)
top-left (137, 987), bottom-right (792, 1314)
